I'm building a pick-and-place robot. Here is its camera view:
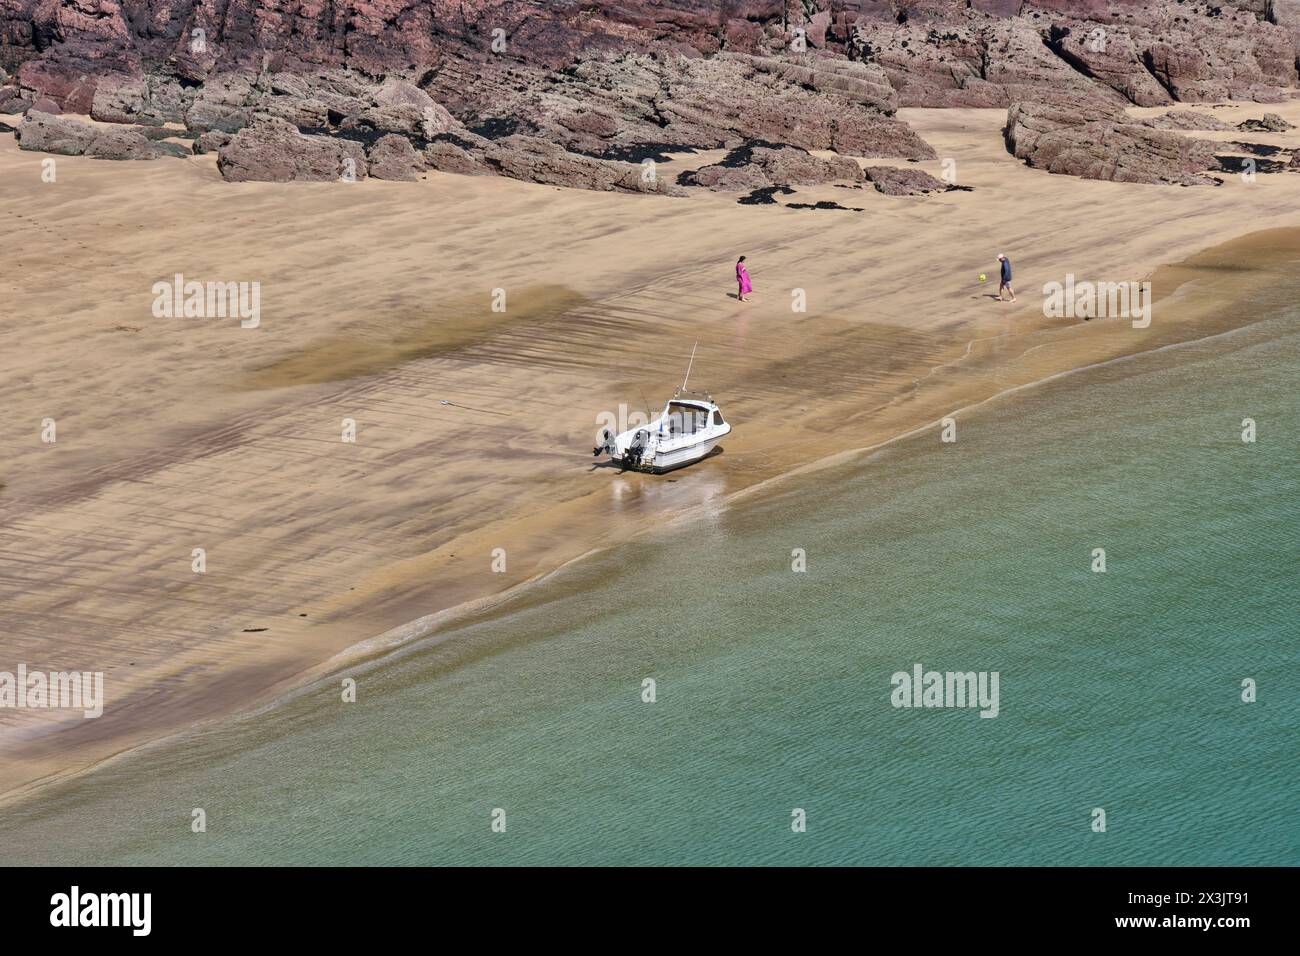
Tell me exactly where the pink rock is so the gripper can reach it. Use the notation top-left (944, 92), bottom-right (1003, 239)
top-left (1006, 91), bottom-right (1219, 186)
top-left (216, 116), bottom-right (368, 182)
top-left (863, 166), bottom-right (952, 196)
top-left (367, 133), bottom-right (424, 181)
top-left (16, 110), bottom-right (170, 160)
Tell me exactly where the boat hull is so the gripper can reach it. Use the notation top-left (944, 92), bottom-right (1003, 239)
top-left (625, 436), bottom-right (722, 473)
top-left (611, 425), bottom-right (729, 473)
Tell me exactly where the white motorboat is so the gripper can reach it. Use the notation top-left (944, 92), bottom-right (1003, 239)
top-left (593, 346), bottom-right (731, 474)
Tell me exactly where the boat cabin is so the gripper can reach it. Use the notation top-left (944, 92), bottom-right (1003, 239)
top-left (660, 399), bottom-right (725, 436)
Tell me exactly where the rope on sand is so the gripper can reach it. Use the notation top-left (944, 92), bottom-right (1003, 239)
top-left (439, 399), bottom-right (509, 416)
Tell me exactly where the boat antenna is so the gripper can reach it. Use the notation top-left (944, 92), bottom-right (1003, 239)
top-left (680, 341), bottom-right (698, 394)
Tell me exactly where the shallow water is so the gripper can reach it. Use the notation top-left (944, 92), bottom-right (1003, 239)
top-left (2, 265), bottom-right (1297, 866)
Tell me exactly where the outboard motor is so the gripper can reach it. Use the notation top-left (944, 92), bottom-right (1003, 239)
top-left (593, 429), bottom-right (615, 457)
top-left (625, 429), bottom-right (649, 468)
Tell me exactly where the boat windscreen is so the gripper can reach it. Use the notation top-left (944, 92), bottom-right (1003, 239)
top-left (664, 402), bottom-right (709, 436)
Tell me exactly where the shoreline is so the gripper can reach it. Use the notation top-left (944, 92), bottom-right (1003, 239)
top-left (5, 102), bottom-right (1300, 804)
top-left (2, 228), bottom-right (1295, 812)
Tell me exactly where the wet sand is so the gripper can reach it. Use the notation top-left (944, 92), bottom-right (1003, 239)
top-left (3, 101), bottom-right (1300, 803)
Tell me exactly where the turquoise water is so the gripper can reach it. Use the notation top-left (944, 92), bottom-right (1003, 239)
top-left (3, 311), bottom-right (1297, 866)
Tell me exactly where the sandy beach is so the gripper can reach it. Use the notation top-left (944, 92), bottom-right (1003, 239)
top-left (3, 99), bottom-right (1300, 803)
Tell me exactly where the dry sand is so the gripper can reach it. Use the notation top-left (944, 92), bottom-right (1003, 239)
top-left (3, 101), bottom-right (1300, 802)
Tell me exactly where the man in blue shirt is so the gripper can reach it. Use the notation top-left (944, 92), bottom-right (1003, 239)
top-left (996, 253), bottom-right (1016, 302)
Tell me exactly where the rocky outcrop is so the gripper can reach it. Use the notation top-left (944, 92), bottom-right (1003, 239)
top-left (862, 166), bottom-right (953, 196)
top-left (858, 18), bottom-right (1110, 110)
top-left (0, 86), bottom-right (33, 113)
top-left (1239, 112), bottom-right (1296, 131)
top-left (848, 2), bottom-right (1297, 108)
top-left (14, 58), bottom-right (103, 114)
top-left (192, 130), bottom-right (232, 154)
top-left (722, 52), bottom-right (898, 113)
top-left (4, 2), bottom-right (1299, 109)
top-left (91, 75), bottom-right (188, 126)
top-left (423, 130), bottom-right (686, 195)
top-left (3, 2), bottom-right (1298, 192)
top-left (367, 133), bottom-right (424, 181)
top-left (1005, 92), bottom-right (1219, 185)
top-left (423, 134), bottom-right (491, 177)
top-left (339, 102), bottom-right (457, 141)
top-left (1043, 24), bottom-right (1173, 108)
top-left (185, 75), bottom-right (257, 134)
top-left (1144, 110), bottom-right (1234, 131)
top-left (681, 162), bottom-right (771, 192)
top-left (15, 111), bottom-right (182, 160)
top-left (1139, 7), bottom-right (1296, 103)
top-left (1040, 6), bottom-right (1295, 105)
top-left (216, 117), bottom-right (368, 182)
top-left (429, 53), bottom-right (935, 164)
top-left (680, 143), bottom-right (862, 190)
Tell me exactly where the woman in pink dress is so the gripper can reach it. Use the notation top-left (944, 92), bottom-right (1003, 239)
top-left (736, 255), bottom-right (753, 301)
